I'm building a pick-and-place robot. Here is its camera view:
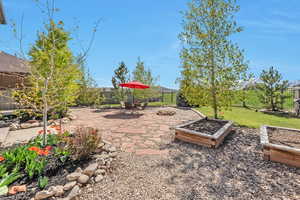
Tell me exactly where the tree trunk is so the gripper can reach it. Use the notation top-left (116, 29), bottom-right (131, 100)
top-left (270, 93), bottom-right (275, 111)
top-left (211, 76), bottom-right (218, 119)
top-left (42, 79), bottom-right (48, 146)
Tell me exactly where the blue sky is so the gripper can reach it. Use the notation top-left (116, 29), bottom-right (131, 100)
top-left (0, 0), bottom-right (299, 89)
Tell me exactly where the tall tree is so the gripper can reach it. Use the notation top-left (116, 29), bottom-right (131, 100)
top-left (13, 20), bottom-right (80, 145)
top-left (179, 0), bottom-right (248, 119)
top-left (111, 61), bottom-right (130, 102)
top-left (257, 66), bottom-right (289, 111)
top-left (132, 57), bottom-right (159, 100)
top-left (76, 56), bottom-right (103, 106)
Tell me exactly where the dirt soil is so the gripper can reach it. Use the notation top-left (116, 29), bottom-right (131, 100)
top-left (268, 127), bottom-right (300, 148)
top-left (182, 119), bottom-right (227, 135)
top-left (79, 127), bottom-right (300, 200)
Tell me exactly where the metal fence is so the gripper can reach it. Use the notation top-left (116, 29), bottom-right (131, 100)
top-left (100, 88), bottom-right (178, 106)
top-left (232, 88), bottom-right (295, 112)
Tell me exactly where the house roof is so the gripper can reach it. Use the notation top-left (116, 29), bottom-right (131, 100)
top-left (0, 51), bottom-right (29, 74)
top-left (0, 0), bottom-right (6, 24)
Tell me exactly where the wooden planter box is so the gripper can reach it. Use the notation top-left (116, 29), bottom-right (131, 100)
top-left (175, 119), bottom-right (233, 148)
top-left (260, 125), bottom-right (300, 167)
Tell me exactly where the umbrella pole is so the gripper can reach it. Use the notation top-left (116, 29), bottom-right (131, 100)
top-left (132, 89), bottom-right (135, 104)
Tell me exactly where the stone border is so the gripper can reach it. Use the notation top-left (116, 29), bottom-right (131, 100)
top-left (175, 118), bottom-right (233, 148)
top-left (260, 125), bottom-right (300, 167)
top-left (32, 141), bottom-right (117, 200)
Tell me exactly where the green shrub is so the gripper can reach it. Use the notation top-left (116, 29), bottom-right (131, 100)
top-left (38, 176), bottom-right (49, 189)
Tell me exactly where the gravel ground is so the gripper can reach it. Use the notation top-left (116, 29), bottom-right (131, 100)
top-left (79, 127), bottom-right (300, 200)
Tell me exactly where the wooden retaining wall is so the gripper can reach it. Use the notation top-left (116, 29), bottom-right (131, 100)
top-left (175, 119), bottom-right (233, 148)
top-left (261, 125), bottom-right (300, 167)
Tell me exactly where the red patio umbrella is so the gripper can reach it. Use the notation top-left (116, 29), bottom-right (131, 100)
top-left (119, 81), bottom-right (150, 103)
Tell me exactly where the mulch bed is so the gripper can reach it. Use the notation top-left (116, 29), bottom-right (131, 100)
top-left (182, 119), bottom-right (227, 135)
top-left (268, 127), bottom-right (300, 148)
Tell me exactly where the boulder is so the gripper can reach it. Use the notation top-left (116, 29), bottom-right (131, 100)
top-left (9, 123), bottom-right (20, 131)
top-left (20, 122), bottom-right (39, 129)
top-left (35, 189), bottom-right (55, 200)
top-left (95, 175), bottom-right (104, 183)
top-left (48, 185), bottom-right (64, 197)
top-left (83, 163), bottom-right (98, 177)
top-left (63, 181), bottom-right (77, 191)
top-left (75, 167), bottom-right (83, 173)
top-left (77, 174), bottom-right (90, 184)
top-left (8, 185), bottom-right (26, 195)
top-left (66, 172), bottom-right (81, 182)
top-left (68, 185), bottom-right (80, 200)
top-left (95, 169), bottom-right (105, 175)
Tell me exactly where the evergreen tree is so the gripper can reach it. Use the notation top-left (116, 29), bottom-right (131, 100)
top-left (132, 57), bottom-right (159, 100)
top-left (111, 61), bottom-right (129, 102)
top-left (179, 0), bottom-right (248, 118)
top-left (257, 66), bottom-right (289, 111)
top-left (76, 56), bottom-right (103, 106)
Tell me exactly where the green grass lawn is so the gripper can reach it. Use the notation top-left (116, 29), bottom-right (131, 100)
top-left (197, 106), bottom-right (300, 129)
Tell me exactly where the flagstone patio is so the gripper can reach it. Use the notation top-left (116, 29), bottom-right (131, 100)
top-left (65, 107), bottom-right (200, 156)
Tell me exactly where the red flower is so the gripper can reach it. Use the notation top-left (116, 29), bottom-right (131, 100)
top-left (0, 156), bottom-right (5, 162)
top-left (37, 130), bottom-right (51, 134)
top-left (45, 146), bottom-right (52, 151)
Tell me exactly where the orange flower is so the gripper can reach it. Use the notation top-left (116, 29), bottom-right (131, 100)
top-left (38, 149), bottom-right (49, 156)
top-left (28, 146), bottom-right (40, 152)
top-left (0, 156), bottom-right (5, 162)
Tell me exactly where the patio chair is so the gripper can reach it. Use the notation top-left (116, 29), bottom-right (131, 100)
top-left (125, 102), bottom-right (134, 109)
top-left (136, 102), bottom-right (148, 110)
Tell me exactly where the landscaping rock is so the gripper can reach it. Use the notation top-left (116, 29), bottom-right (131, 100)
top-left (95, 175), bottom-right (104, 183)
top-left (20, 122), bottom-right (39, 129)
top-left (68, 114), bottom-right (77, 120)
top-left (9, 123), bottom-right (20, 131)
top-left (68, 185), bottom-right (80, 200)
top-left (98, 142), bottom-right (105, 149)
top-left (63, 181), bottom-right (77, 191)
top-left (26, 120), bottom-right (39, 124)
top-left (49, 185), bottom-right (64, 197)
top-left (34, 189), bottom-right (55, 200)
top-left (78, 174), bottom-right (90, 184)
top-left (75, 167), bottom-right (83, 173)
top-left (83, 163), bottom-right (98, 177)
top-left (8, 185), bottom-right (26, 195)
top-left (95, 169), bottom-right (105, 175)
top-left (103, 144), bottom-right (116, 152)
top-left (109, 152), bottom-right (118, 158)
top-left (61, 118), bottom-right (70, 124)
top-left (66, 172), bottom-right (81, 182)
top-left (0, 121), bottom-right (9, 128)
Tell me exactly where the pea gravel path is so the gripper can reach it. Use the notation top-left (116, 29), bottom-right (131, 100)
top-left (81, 132), bottom-right (300, 200)
top-left (73, 108), bottom-right (300, 200)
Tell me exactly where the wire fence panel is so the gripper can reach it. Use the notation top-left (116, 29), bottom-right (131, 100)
top-left (232, 88), bottom-right (295, 112)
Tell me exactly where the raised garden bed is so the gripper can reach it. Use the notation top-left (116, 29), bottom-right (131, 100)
top-left (175, 118), bottom-right (233, 148)
top-left (260, 125), bottom-right (300, 167)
